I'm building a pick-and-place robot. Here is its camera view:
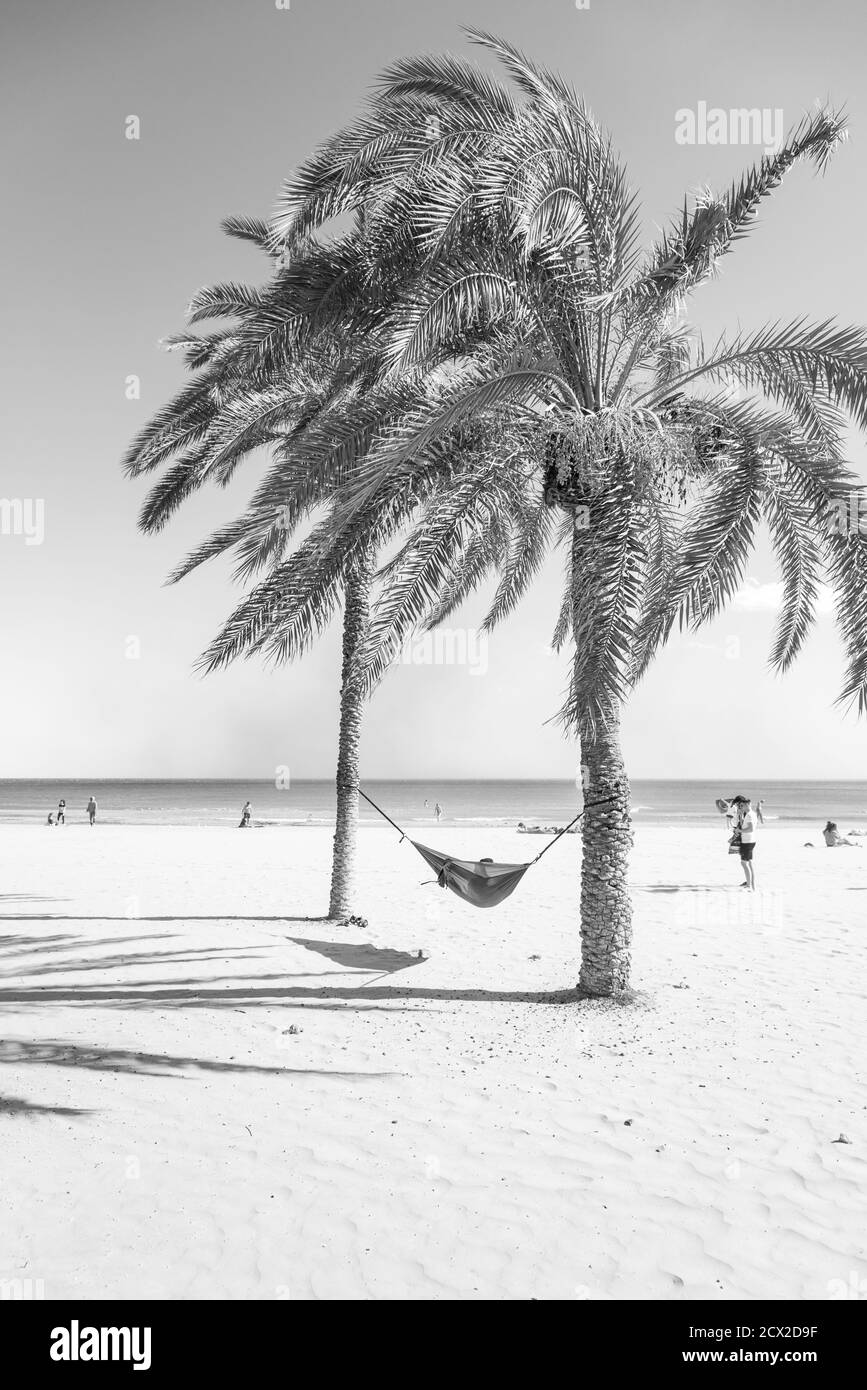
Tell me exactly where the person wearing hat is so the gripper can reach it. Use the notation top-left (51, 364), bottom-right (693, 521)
top-left (822, 820), bottom-right (861, 847)
top-left (731, 795), bottom-right (757, 889)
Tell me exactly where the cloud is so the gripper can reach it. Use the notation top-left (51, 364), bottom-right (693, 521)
top-left (732, 579), bottom-right (785, 611)
top-left (732, 578), bottom-right (835, 614)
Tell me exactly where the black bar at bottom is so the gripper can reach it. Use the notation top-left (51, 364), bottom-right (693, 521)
top-left (2, 1298), bottom-right (863, 1376)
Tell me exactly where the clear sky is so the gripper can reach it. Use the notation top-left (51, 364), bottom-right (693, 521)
top-left (2, 0), bottom-right (867, 780)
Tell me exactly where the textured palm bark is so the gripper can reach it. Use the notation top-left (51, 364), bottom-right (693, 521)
top-left (578, 717), bottom-right (633, 996)
top-left (328, 549), bottom-right (373, 920)
top-left (569, 505), bottom-right (634, 996)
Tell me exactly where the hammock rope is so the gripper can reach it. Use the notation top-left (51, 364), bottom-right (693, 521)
top-left (357, 787), bottom-right (620, 909)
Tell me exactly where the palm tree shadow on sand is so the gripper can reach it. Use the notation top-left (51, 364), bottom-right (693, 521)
top-left (0, 1038), bottom-right (396, 1083)
top-left (0, 1094), bottom-right (89, 1117)
top-left (0, 913), bottom-right (330, 923)
top-left (0, 1038), bottom-right (400, 1121)
top-left (0, 924), bottom-right (640, 1012)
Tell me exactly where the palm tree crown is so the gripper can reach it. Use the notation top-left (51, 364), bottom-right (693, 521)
top-left (180, 30), bottom-right (865, 731)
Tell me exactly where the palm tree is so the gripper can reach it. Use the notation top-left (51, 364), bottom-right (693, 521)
top-left (122, 228), bottom-right (372, 918)
top-left (222, 29), bottom-right (867, 995)
top-left (122, 218), bottom-right (543, 919)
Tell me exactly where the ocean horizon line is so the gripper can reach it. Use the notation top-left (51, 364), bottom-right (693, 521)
top-left (2, 776), bottom-right (865, 786)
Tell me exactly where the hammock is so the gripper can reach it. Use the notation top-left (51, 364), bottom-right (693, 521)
top-left (359, 788), bottom-right (618, 909)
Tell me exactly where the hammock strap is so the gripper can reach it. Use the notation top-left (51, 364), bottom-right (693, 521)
top-left (530, 796), bottom-right (618, 864)
top-left (360, 786), bottom-right (619, 866)
top-left (358, 787), bottom-right (410, 842)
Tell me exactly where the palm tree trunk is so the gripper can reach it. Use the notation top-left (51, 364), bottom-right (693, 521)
top-left (568, 507), bottom-right (633, 997)
top-left (328, 548), bottom-right (373, 920)
top-left (577, 715), bottom-right (633, 996)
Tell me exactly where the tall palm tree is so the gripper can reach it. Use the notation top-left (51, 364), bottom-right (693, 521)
top-left (122, 218), bottom-right (543, 918)
top-left (217, 29), bottom-right (867, 995)
top-left (122, 225), bottom-right (374, 918)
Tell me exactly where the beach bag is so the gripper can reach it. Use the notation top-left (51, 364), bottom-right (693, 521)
top-left (728, 831), bottom-right (742, 855)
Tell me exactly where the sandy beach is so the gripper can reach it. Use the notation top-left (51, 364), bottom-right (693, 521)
top-left (1, 821), bottom-right (864, 1301)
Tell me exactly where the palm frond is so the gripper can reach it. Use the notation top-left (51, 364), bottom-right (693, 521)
top-left (643, 319), bottom-right (864, 443)
top-left (221, 214), bottom-right (275, 252)
top-left (762, 487), bottom-right (822, 671)
top-left (481, 495), bottom-right (554, 630)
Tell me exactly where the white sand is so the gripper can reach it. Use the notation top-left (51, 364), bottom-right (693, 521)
top-left (0, 821), bottom-right (865, 1301)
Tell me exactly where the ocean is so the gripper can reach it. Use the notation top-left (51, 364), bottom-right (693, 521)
top-left (2, 779), bottom-right (866, 830)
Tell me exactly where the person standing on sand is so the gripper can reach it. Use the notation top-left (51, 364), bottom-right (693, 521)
top-left (86, 795), bottom-right (98, 826)
top-left (57, 799), bottom-right (66, 825)
top-left (732, 795), bottom-right (757, 889)
top-left (239, 800), bottom-right (252, 827)
top-left (434, 801), bottom-right (443, 822)
top-left (756, 799), bottom-right (765, 824)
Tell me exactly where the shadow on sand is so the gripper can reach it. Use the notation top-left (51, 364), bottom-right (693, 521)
top-left (636, 883), bottom-right (732, 892)
top-left (0, 914), bottom-right (329, 923)
top-left (0, 895), bottom-right (71, 905)
top-left (0, 1038), bottom-right (396, 1082)
top-left (289, 936), bottom-right (427, 975)
top-left (0, 981), bottom-right (592, 1010)
top-left (0, 922), bottom-right (602, 1015)
top-left (0, 1093), bottom-right (90, 1118)
top-left (0, 922), bottom-right (627, 1119)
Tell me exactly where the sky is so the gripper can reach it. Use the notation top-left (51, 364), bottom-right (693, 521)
top-left (2, 0), bottom-right (867, 781)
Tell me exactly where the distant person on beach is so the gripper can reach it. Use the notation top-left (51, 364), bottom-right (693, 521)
top-left (731, 795), bottom-right (757, 889)
top-left (823, 821), bottom-right (861, 847)
top-left (239, 800), bottom-right (252, 828)
top-left (756, 799), bottom-right (765, 824)
top-left (434, 802), bottom-right (443, 822)
top-left (57, 799), bottom-right (66, 825)
top-left (86, 795), bottom-right (97, 826)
